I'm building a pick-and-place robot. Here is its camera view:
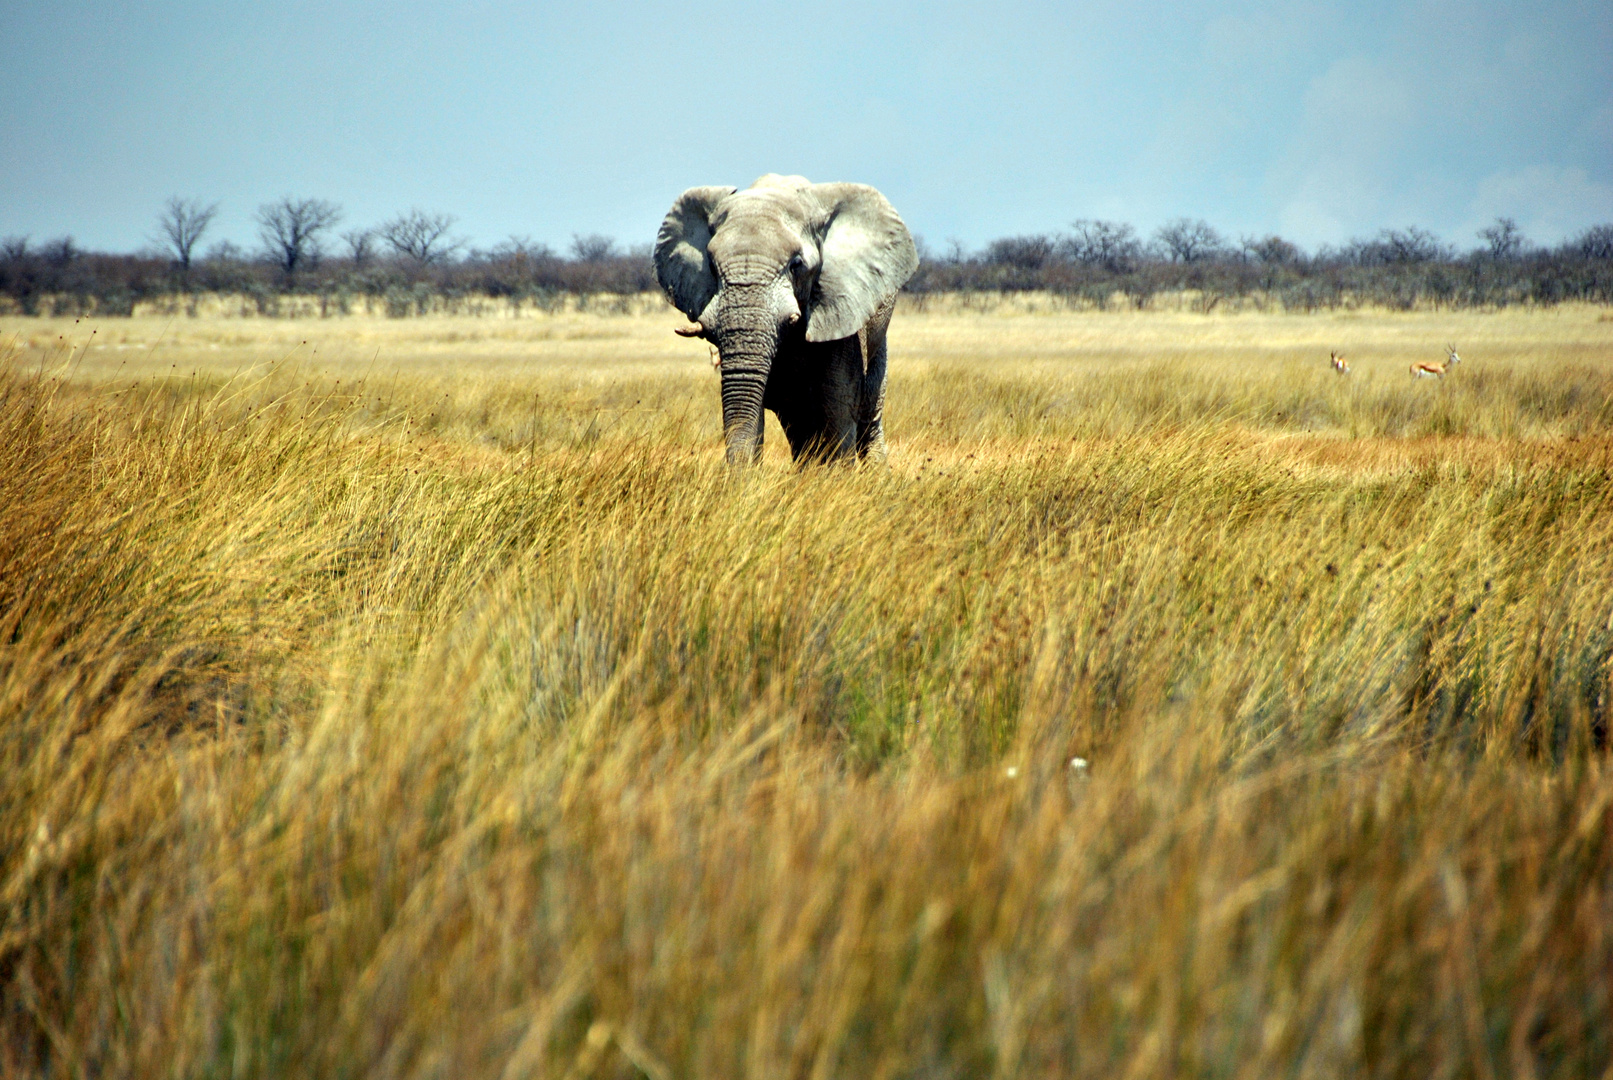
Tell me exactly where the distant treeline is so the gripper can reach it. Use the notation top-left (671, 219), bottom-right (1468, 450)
top-left (911, 219), bottom-right (1613, 311)
top-left (3, 201), bottom-right (1611, 316)
top-left (0, 234), bottom-right (660, 318)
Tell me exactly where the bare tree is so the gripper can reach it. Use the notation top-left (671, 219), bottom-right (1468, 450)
top-left (1572, 224), bottom-right (1613, 260)
top-left (256, 197), bottom-right (342, 275)
top-left (40, 237), bottom-right (77, 265)
top-left (1240, 234), bottom-right (1300, 264)
top-left (1375, 226), bottom-right (1448, 264)
top-left (985, 234), bottom-right (1058, 269)
top-left (156, 197), bottom-right (219, 272)
top-left (570, 234), bottom-right (617, 262)
top-left (489, 235), bottom-right (556, 262)
top-left (342, 228), bottom-right (378, 268)
top-left (1068, 219), bottom-right (1141, 271)
top-left (1478, 217), bottom-right (1525, 260)
top-left (1, 236), bottom-right (27, 263)
top-left (378, 210), bottom-right (462, 266)
top-left (205, 239), bottom-right (244, 264)
top-left (1154, 218), bottom-right (1227, 263)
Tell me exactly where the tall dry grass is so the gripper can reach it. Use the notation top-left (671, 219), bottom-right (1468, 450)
top-left (2, 308), bottom-right (1611, 1078)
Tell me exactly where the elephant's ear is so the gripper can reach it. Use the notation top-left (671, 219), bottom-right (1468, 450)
top-left (806, 183), bottom-right (918, 343)
top-left (655, 186), bottom-right (737, 319)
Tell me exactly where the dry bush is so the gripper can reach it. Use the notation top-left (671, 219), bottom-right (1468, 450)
top-left (1, 311), bottom-right (1611, 1078)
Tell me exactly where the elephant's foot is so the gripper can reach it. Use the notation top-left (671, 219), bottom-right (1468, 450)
top-left (855, 424), bottom-right (888, 465)
top-left (786, 435), bottom-right (859, 465)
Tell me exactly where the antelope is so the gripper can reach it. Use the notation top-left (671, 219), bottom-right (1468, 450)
top-left (1411, 344), bottom-right (1460, 379)
top-left (1330, 351), bottom-right (1350, 375)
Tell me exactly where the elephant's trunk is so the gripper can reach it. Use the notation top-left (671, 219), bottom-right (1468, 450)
top-left (715, 322), bottom-right (775, 465)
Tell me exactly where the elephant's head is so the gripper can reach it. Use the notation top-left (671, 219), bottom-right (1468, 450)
top-left (655, 175), bottom-right (917, 464)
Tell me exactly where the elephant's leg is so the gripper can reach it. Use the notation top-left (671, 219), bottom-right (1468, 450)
top-left (777, 403), bottom-right (843, 462)
top-left (773, 338), bottom-right (860, 463)
top-left (855, 298), bottom-right (896, 462)
top-left (766, 343), bottom-right (821, 461)
top-left (816, 337), bottom-right (863, 462)
top-left (779, 414), bottom-right (820, 460)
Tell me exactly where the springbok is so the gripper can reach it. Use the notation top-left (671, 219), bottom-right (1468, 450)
top-left (1411, 344), bottom-right (1460, 379)
top-left (1330, 351), bottom-right (1350, 375)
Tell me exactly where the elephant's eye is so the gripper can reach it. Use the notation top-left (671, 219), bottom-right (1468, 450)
top-left (789, 253), bottom-right (806, 276)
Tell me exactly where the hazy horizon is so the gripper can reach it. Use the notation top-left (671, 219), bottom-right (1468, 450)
top-left (3, 1), bottom-right (1609, 257)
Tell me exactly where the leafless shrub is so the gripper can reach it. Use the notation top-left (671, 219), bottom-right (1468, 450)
top-left (490, 235), bottom-right (556, 262)
top-left (1241, 234), bottom-right (1300, 265)
top-left (570, 234), bottom-right (618, 262)
top-left (1573, 224), bottom-right (1613, 260)
top-left (203, 240), bottom-right (245, 264)
top-left (37, 237), bottom-right (78, 268)
top-left (985, 235), bottom-right (1060, 270)
top-left (342, 228), bottom-right (378, 268)
top-left (1345, 226), bottom-right (1450, 266)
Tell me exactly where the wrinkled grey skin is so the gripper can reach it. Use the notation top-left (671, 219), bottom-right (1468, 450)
top-left (655, 175), bottom-right (918, 465)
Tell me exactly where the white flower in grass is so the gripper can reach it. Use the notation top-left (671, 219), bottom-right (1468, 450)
top-left (1004, 766), bottom-right (1019, 778)
top-left (1069, 757), bottom-right (1089, 771)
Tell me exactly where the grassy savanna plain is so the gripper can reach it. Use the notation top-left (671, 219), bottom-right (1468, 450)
top-left (2, 297), bottom-right (1611, 1078)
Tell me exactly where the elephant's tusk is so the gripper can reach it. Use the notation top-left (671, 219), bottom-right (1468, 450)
top-left (674, 322), bottom-right (704, 337)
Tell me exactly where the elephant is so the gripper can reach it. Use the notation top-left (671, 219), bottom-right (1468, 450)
top-left (654, 175), bottom-right (918, 465)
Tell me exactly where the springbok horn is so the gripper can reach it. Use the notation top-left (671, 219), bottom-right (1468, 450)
top-left (674, 322), bottom-right (704, 337)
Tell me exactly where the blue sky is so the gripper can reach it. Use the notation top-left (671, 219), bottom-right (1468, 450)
top-left (2, 0), bottom-right (1608, 256)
